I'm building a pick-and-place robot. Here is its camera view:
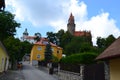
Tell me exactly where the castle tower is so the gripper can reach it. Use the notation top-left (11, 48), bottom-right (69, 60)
top-left (22, 28), bottom-right (29, 41)
top-left (23, 28), bottom-right (29, 36)
top-left (67, 13), bottom-right (76, 35)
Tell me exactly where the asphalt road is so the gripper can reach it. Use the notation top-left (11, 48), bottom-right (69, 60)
top-left (22, 61), bottom-right (58, 80)
top-left (0, 61), bottom-right (58, 80)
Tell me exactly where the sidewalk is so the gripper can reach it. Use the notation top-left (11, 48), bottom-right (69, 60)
top-left (0, 70), bottom-right (25, 80)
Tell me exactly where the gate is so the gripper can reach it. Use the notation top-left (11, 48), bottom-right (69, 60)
top-left (83, 63), bottom-right (105, 80)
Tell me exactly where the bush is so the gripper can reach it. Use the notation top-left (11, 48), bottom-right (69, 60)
top-left (60, 52), bottom-right (98, 64)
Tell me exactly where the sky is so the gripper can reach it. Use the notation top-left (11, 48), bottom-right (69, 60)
top-left (5, 0), bottom-right (120, 45)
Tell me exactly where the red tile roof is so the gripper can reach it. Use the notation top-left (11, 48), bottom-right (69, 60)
top-left (96, 37), bottom-right (120, 60)
top-left (74, 31), bottom-right (91, 37)
top-left (34, 38), bottom-right (62, 49)
top-left (74, 31), bottom-right (85, 36)
top-left (25, 36), bottom-right (36, 39)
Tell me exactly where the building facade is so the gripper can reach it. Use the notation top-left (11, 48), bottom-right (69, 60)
top-left (96, 37), bottom-right (120, 80)
top-left (30, 38), bottom-right (62, 64)
top-left (0, 41), bottom-right (9, 73)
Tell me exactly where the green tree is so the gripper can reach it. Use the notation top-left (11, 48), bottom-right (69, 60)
top-left (46, 29), bottom-right (65, 46)
top-left (20, 41), bottom-right (33, 60)
top-left (61, 31), bottom-right (73, 49)
top-left (64, 36), bottom-right (93, 55)
top-left (96, 37), bottom-right (106, 48)
top-left (46, 32), bottom-right (59, 45)
top-left (44, 42), bottom-right (52, 63)
top-left (96, 35), bottom-right (116, 53)
top-left (105, 34), bottom-right (116, 47)
top-left (56, 29), bottom-right (65, 46)
top-left (34, 32), bottom-right (41, 42)
top-left (3, 37), bottom-right (22, 69)
top-left (0, 11), bottom-right (20, 41)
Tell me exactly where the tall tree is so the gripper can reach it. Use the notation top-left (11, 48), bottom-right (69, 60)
top-left (105, 34), bottom-right (116, 47)
top-left (64, 36), bottom-right (93, 55)
top-left (96, 37), bottom-right (106, 49)
top-left (56, 29), bottom-right (65, 46)
top-left (3, 37), bottom-right (21, 69)
top-left (46, 32), bottom-right (58, 45)
top-left (96, 34), bottom-right (116, 53)
top-left (0, 11), bottom-right (20, 41)
top-left (20, 41), bottom-right (33, 60)
top-left (44, 42), bottom-right (52, 63)
top-left (61, 31), bottom-right (73, 49)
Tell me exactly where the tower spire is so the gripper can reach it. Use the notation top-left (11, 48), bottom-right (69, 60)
top-left (68, 12), bottom-right (74, 24)
top-left (67, 13), bottom-right (75, 35)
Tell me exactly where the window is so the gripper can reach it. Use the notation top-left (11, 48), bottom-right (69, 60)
top-left (38, 46), bottom-right (41, 50)
top-left (51, 48), bottom-right (54, 51)
top-left (57, 50), bottom-right (59, 53)
top-left (37, 54), bottom-right (40, 58)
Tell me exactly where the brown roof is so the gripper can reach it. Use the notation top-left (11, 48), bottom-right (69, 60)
top-left (25, 36), bottom-right (36, 39)
top-left (74, 31), bottom-right (91, 37)
top-left (96, 37), bottom-right (120, 60)
top-left (34, 38), bottom-right (62, 49)
top-left (74, 31), bottom-right (85, 36)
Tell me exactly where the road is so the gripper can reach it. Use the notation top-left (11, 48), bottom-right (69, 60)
top-left (22, 61), bottom-right (58, 80)
top-left (0, 61), bottom-right (58, 80)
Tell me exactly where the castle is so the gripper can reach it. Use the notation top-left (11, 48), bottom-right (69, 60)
top-left (21, 29), bottom-right (36, 43)
top-left (67, 13), bottom-right (91, 37)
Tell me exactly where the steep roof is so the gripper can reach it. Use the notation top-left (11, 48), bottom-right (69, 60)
top-left (96, 37), bottom-right (120, 60)
top-left (34, 38), bottom-right (62, 49)
top-left (68, 13), bottom-right (74, 24)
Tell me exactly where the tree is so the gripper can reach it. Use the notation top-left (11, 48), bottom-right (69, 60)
top-left (44, 42), bottom-right (52, 63)
top-left (0, 11), bottom-right (20, 41)
top-left (96, 35), bottom-right (116, 53)
top-left (20, 41), bottom-right (33, 60)
top-left (46, 32), bottom-right (58, 45)
top-left (96, 37), bottom-right (106, 49)
top-left (61, 31), bottom-right (73, 49)
top-left (3, 36), bottom-right (22, 69)
top-left (105, 34), bottom-right (116, 47)
top-left (34, 32), bottom-right (41, 42)
top-left (64, 36), bottom-right (93, 55)
top-left (56, 29), bottom-right (65, 46)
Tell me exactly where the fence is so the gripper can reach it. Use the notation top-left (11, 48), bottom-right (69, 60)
top-left (58, 63), bottom-right (105, 80)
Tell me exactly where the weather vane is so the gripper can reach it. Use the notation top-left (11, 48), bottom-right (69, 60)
top-left (0, 0), bottom-right (5, 12)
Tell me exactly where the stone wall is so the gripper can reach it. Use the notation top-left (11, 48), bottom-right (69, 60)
top-left (58, 70), bottom-right (82, 80)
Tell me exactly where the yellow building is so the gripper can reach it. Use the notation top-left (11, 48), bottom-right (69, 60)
top-left (96, 37), bottom-right (120, 80)
top-left (30, 38), bottom-right (62, 64)
top-left (0, 41), bottom-right (9, 73)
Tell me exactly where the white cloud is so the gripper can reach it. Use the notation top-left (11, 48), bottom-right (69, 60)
top-left (6, 0), bottom-right (120, 45)
top-left (81, 12), bottom-right (120, 45)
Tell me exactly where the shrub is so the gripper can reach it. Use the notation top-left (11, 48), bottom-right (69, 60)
top-left (60, 52), bottom-right (98, 64)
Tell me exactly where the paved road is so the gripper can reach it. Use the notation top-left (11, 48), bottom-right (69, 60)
top-left (0, 61), bottom-right (58, 80)
top-left (22, 61), bottom-right (58, 80)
